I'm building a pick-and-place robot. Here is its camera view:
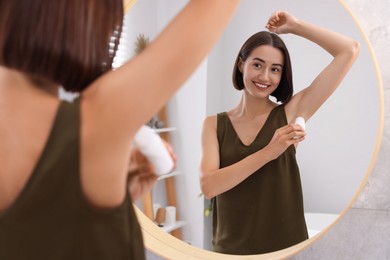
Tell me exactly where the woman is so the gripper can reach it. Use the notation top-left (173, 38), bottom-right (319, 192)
top-left (0, 0), bottom-right (239, 259)
top-left (200, 11), bottom-right (359, 255)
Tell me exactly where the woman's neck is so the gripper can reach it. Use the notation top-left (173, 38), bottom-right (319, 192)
top-left (0, 66), bottom-right (59, 99)
top-left (232, 92), bottom-right (276, 119)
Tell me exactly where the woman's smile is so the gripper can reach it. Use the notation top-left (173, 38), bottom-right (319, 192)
top-left (253, 81), bottom-right (271, 89)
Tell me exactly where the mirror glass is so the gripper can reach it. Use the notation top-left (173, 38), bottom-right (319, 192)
top-left (201, 0), bottom-right (381, 251)
top-left (121, 0), bottom-right (382, 257)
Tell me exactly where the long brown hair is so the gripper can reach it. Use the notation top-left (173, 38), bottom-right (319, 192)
top-left (232, 31), bottom-right (293, 104)
top-left (0, 0), bottom-right (123, 92)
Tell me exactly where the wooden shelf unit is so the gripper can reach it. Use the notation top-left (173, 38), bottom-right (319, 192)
top-left (141, 106), bottom-right (184, 239)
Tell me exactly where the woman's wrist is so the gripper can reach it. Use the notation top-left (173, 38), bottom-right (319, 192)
top-left (259, 146), bottom-right (276, 162)
top-left (289, 18), bottom-right (305, 36)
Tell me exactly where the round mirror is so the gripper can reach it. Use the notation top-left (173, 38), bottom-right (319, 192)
top-left (122, 0), bottom-right (383, 258)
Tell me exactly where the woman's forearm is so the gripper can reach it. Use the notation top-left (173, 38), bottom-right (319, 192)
top-left (291, 19), bottom-right (360, 57)
top-left (201, 148), bottom-right (274, 199)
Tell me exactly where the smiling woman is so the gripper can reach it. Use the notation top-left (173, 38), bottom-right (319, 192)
top-left (200, 8), bottom-right (360, 254)
top-left (122, 0), bottom-right (383, 259)
top-left (236, 44), bottom-right (286, 102)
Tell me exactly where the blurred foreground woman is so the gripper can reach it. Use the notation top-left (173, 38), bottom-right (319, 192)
top-left (0, 1), bottom-right (239, 259)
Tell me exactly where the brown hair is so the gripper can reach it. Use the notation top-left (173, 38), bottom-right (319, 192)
top-left (232, 31), bottom-right (293, 104)
top-left (0, 0), bottom-right (123, 92)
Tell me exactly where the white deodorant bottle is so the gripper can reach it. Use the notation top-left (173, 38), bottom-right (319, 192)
top-left (293, 117), bottom-right (306, 139)
top-left (294, 117), bottom-right (306, 130)
top-left (133, 125), bottom-right (174, 176)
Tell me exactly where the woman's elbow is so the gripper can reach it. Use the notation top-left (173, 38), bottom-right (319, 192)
top-left (200, 176), bottom-right (214, 199)
top-left (348, 40), bottom-right (360, 59)
top-left (339, 40), bottom-right (360, 64)
top-left (202, 190), bottom-right (214, 200)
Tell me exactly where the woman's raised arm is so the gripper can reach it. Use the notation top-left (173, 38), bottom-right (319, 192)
top-left (83, 0), bottom-right (240, 142)
top-left (266, 11), bottom-right (360, 122)
top-left (79, 1), bottom-right (239, 206)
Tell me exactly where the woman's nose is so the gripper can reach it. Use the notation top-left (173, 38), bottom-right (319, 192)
top-left (258, 68), bottom-right (269, 81)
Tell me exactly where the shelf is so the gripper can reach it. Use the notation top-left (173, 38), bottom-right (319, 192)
top-left (157, 170), bottom-right (181, 181)
top-left (153, 127), bottom-right (177, 134)
top-left (143, 105), bottom-right (183, 239)
top-left (160, 220), bottom-right (187, 233)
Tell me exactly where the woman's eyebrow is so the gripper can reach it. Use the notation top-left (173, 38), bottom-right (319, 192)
top-left (252, 57), bottom-right (283, 68)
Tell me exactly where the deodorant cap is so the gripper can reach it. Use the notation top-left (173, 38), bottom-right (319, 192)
top-left (294, 117), bottom-right (306, 130)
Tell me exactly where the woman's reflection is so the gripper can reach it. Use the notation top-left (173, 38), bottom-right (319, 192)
top-left (200, 11), bottom-right (359, 255)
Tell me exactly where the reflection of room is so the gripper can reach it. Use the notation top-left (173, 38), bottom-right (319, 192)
top-left (123, 0), bottom-right (381, 257)
top-left (203, 0), bottom-right (379, 251)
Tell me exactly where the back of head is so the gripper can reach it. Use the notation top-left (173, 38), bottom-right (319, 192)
top-left (0, 0), bottom-right (123, 92)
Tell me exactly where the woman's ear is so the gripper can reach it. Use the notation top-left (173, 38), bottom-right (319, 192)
top-left (238, 57), bottom-right (244, 73)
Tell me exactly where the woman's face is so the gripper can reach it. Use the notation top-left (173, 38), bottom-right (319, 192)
top-left (239, 44), bottom-right (284, 99)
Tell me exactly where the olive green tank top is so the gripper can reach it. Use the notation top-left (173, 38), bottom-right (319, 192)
top-left (212, 105), bottom-right (308, 255)
top-left (0, 99), bottom-right (145, 260)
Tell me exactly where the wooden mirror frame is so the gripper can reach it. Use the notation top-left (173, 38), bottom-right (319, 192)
top-left (123, 0), bottom-right (384, 258)
top-left (124, 0), bottom-right (138, 13)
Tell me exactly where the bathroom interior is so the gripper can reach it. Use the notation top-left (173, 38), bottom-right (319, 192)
top-left (119, 0), bottom-right (387, 259)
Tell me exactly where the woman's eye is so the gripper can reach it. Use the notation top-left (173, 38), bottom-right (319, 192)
top-left (272, 67), bottom-right (280, 73)
top-left (254, 63), bottom-right (261, 69)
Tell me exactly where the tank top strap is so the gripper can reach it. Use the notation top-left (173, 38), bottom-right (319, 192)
top-left (216, 112), bottom-right (229, 149)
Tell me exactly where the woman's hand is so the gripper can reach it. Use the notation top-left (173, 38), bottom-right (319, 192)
top-left (263, 124), bottom-right (306, 160)
top-left (127, 140), bottom-right (177, 201)
top-left (162, 139), bottom-right (177, 170)
top-left (266, 11), bottom-right (298, 34)
top-left (127, 148), bottom-right (158, 201)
